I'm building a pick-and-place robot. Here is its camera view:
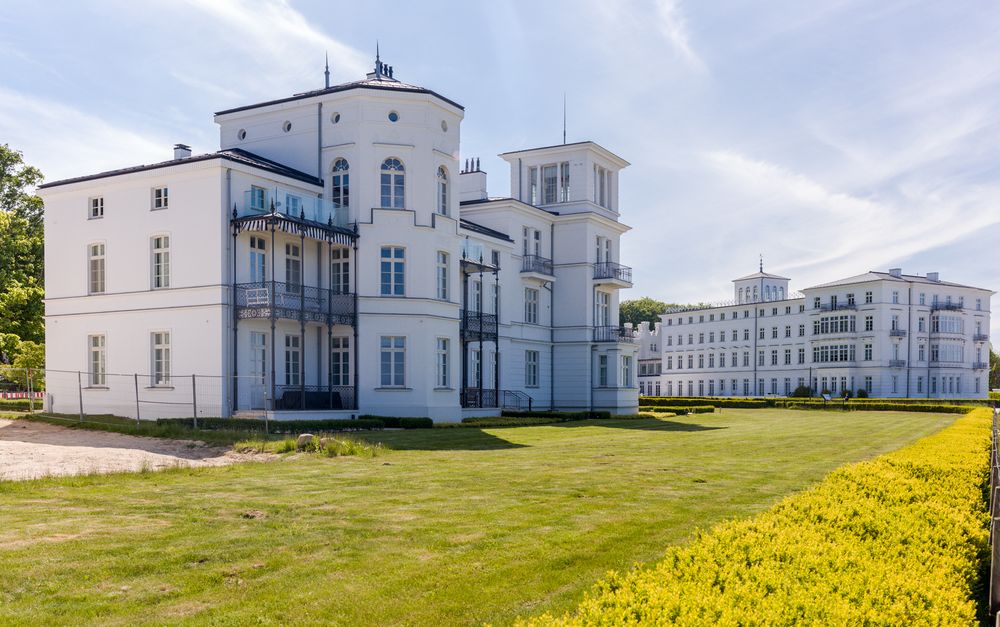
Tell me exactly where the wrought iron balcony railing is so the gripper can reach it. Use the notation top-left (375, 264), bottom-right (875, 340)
top-left (593, 261), bottom-right (632, 284)
top-left (888, 359), bottom-right (906, 368)
top-left (974, 334), bottom-right (990, 342)
top-left (931, 303), bottom-right (963, 311)
top-left (234, 281), bottom-right (355, 325)
top-left (889, 329), bottom-right (907, 337)
top-left (238, 188), bottom-right (350, 227)
top-left (820, 303), bottom-right (858, 311)
top-left (272, 384), bottom-right (357, 410)
top-left (461, 387), bottom-right (498, 408)
top-left (974, 362), bottom-right (990, 370)
top-left (594, 325), bottom-right (636, 343)
top-left (521, 255), bottom-right (554, 276)
top-left (461, 310), bottom-right (498, 341)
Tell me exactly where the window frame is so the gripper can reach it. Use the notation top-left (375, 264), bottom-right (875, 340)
top-left (380, 157), bottom-right (405, 209)
top-left (151, 186), bottom-right (169, 211)
top-left (88, 196), bottom-right (104, 219)
top-left (379, 335), bottom-right (406, 387)
top-left (150, 330), bottom-right (171, 387)
top-left (150, 234), bottom-right (170, 290)
top-left (88, 242), bottom-right (106, 294)
top-left (379, 246), bottom-right (405, 296)
top-left (88, 334), bottom-right (107, 387)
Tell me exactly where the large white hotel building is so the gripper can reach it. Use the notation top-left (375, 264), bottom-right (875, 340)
top-left (635, 267), bottom-right (992, 399)
top-left (39, 55), bottom-right (639, 421)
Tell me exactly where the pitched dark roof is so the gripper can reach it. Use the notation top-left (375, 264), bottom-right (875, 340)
top-left (214, 76), bottom-right (463, 117)
top-left (459, 218), bottom-right (513, 242)
top-left (460, 196), bottom-right (559, 216)
top-left (39, 149), bottom-right (322, 189)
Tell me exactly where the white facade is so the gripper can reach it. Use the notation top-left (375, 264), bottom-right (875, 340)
top-left (637, 268), bottom-right (993, 399)
top-left (39, 56), bottom-right (639, 421)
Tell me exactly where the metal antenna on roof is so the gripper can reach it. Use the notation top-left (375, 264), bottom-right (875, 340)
top-left (562, 92), bottom-right (567, 145)
top-left (324, 51), bottom-right (330, 88)
top-left (759, 254), bottom-right (763, 273)
top-left (375, 40), bottom-right (381, 77)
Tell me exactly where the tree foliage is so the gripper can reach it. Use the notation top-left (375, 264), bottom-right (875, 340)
top-left (990, 344), bottom-right (1000, 391)
top-left (0, 144), bottom-right (45, 347)
top-left (619, 297), bottom-right (680, 326)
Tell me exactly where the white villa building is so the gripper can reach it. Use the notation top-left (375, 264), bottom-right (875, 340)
top-left (39, 55), bottom-right (639, 421)
top-left (636, 268), bottom-right (993, 399)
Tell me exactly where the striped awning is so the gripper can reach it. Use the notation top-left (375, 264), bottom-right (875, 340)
top-left (232, 213), bottom-right (356, 245)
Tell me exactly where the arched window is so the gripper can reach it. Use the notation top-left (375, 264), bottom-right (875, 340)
top-left (764, 285), bottom-right (771, 301)
top-left (331, 158), bottom-right (349, 208)
top-left (737, 289), bottom-right (743, 304)
top-left (752, 286), bottom-right (758, 302)
top-left (745, 287), bottom-right (751, 303)
top-left (380, 158), bottom-right (405, 208)
top-left (779, 287), bottom-right (785, 300)
top-left (437, 166), bottom-right (448, 216)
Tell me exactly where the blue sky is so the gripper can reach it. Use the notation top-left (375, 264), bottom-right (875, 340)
top-left (2, 1), bottom-right (998, 332)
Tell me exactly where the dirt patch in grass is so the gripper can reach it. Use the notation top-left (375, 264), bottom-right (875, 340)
top-left (0, 418), bottom-right (273, 481)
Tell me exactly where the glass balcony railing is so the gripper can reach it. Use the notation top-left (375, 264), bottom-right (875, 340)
top-left (238, 187), bottom-right (350, 228)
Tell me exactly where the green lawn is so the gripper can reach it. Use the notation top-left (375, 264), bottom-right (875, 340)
top-left (0, 409), bottom-right (959, 626)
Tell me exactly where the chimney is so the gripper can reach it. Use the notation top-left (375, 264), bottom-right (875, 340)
top-left (459, 157), bottom-right (488, 202)
top-left (888, 268), bottom-right (902, 278)
top-left (173, 143), bottom-right (192, 160)
top-left (926, 272), bottom-right (940, 282)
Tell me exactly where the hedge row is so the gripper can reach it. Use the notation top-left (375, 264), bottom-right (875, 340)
top-left (447, 412), bottom-right (661, 429)
top-left (640, 405), bottom-right (715, 415)
top-left (0, 399), bottom-right (36, 411)
top-left (776, 400), bottom-right (970, 414)
top-left (523, 408), bottom-right (990, 625)
top-left (641, 397), bottom-right (768, 409)
top-left (498, 410), bottom-right (613, 420)
top-left (156, 416), bottom-right (431, 432)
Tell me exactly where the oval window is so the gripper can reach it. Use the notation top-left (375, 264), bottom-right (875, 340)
top-left (282, 121), bottom-right (292, 133)
top-left (388, 111), bottom-right (399, 123)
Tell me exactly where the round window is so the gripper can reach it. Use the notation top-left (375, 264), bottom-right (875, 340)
top-left (441, 120), bottom-right (448, 132)
top-left (331, 112), bottom-right (341, 124)
top-left (282, 121), bottom-right (292, 132)
top-left (388, 111), bottom-right (399, 123)
top-left (237, 129), bottom-right (247, 141)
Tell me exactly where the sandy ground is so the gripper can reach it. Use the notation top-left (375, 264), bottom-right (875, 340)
top-left (0, 418), bottom-right (264, 481)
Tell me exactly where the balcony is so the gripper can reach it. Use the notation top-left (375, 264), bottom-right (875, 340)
top-left (521, 254), bottom-right (554, 279)
top-left (234, 281), bottom-right (356, 326)
top-left (461, 387), bottom-right (498, 408)
top-left (819, 303), bottom-right (857, 311)
top-left (461, 310), bottom-right (498, 342)
top-left (594, 325), bottom-right (636, 343)
top-left (974, 334), bottom-right (989, 342)
top-left (272, 384), bottom-right (357, 410)
top-left (238, 187), bottom-right (350, 228)
top-left (889, 329), bottom-right (907, 337)
top-left (888, 359), bottom-right (906, 368)
top-left (974, 362), bottom-right (989, 370)
top-left (931, 302), bottom-right (963, 311)
top-left (593, 262), bottom-right (632, 288)
top-left (460, 240), bottom-right (499, 273)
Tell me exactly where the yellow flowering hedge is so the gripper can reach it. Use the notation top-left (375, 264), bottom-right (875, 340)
top-left (523, 408), bottom-right (991, 626)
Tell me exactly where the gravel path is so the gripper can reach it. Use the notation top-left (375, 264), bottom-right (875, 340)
top-left (0, 418), bottom-right (261, 481)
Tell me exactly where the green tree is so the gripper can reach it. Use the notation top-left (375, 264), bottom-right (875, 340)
top-left (620, 297), bottom-right (683, 326)
top-left (10, 340), bottom-right (44, 390)
top-left (0, 145), bottom-right (44, 345)
top-left (990, 345), bottom-right (1000, 391)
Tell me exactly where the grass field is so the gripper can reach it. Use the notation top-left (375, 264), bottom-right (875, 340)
top-left (0, 409), bottom-right (960, 625)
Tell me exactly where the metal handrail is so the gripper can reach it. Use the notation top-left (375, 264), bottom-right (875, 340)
top-left (819, 303), bottom-right (858, 311)
top-left (594, 326), bottom-right (636, 343)
top-left (234, 281), bottom-right (355, 325)
top-left (593, 261), bottom-right (632, 283)
top-left (888, 359), bottom-right (906, 368)
top-left (521, 255), bottom-right (554, 276)
top-left (889, 329), bottom-right (908, 337)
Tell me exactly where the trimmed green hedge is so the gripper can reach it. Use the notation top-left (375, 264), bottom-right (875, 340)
top-left (497, 410), bottom-right (612, 420)
top-left (157, 417), bottom-right (385, 433)
top-left (642, 397), bottom-right (768, 409)
top-left (522, 408), bottom-right (990, 625)
top-left (358, 415), bottom-right (433, 429)
top-left (641, 405), bottom-right (715, 415)
top-left (0, 399), bottom-right (37, 411)
top-left (775, 400), bottom-right (970, 414)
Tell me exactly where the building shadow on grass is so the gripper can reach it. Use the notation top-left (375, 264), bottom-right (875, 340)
top-left (358, 428), bottom-right (528, 451)
top-left (552, 418), bottom-right (727, 433)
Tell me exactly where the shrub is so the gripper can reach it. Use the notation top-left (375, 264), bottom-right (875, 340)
top-left (774, 400), bottom-right (969, 414)
top-left (856, 388), bottom-right (869, 398)
top-left (640, 405), bottom-right (714, 415)
top-left (156, 417), bottom-right (384, 433)
top-left (641, 397), bottom-right (767, 409)
top-left (498, 410), bottom-right (612, 420)
top-left (0, 399), bottom-right (35, 411)
top-left (990, 391), bottom-right (1000, 401)
top-left (789, 385), bottom-right (812, 398)
top-left (359, 415), bottom-right (433, 429)
top-left (522, 408), bottom-right (990, 625)
top-left (438, 417), bottom-right (562, 428)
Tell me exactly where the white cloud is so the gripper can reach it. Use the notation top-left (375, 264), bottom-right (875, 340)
top-left (0, 88), bottom-right (170, 182)
top-left (655, 0), bottom-right (705, 72)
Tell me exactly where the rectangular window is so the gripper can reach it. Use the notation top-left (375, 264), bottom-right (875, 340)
top-left (380, 246), bottom-right (405, 296)
top-left (528, 167), bottom-right (538, 205)
top-left (151, 331), bottom-right (170, 386)
top-left (436, 251), bottom-right (449, 300)
top-left (88, 243), bottom-right (106, 294)
top-left (284, 243), bottom-right (301, 293)
top-left (436, 338), bottom-right (449, 388)
top-left (559, 161), bottom-right (570, 202)
top-left (864, 343), bottom-right (872, 360)
top-left (595, 291), bottom-right (610, 326)
top-left (864, 315), bottom-right (873, 332)
top-left (525, 287), bottom-right (539, 323)
top-left (797, 348), bottom-right (805, 364)
top-left (542, 164), bottom-right (558, 204)
top-left (598, 354), bottom-right (608, 387)
top-left (250, 236), bottom-right (267, 283)
top-left (88, 334), bottom-right (106, 386)
top-left (331, 248), bottom-right (350, 294)
top-left (330, 336), bottom-right (349, 386)
top-left (379, 336), bottom-right (405, 387)
top-left (865, 291), bottom-right (873, 304)
top-left (892, 290), bottom-right (899, 304)
top-left (151, 235), bottom-right (170, 289)
top-left (250, 186), bottom-right (266, 211)
top-left (622, 356), bottom-right (632, 387)
top-left (250, 332), bottom-right (267, 384)
top-left (152, 186), bottom-right (168, 210)
top-left (283, 335), bottom-right (301, 386)
top-left (89, 196), bottom-right (104, 219)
